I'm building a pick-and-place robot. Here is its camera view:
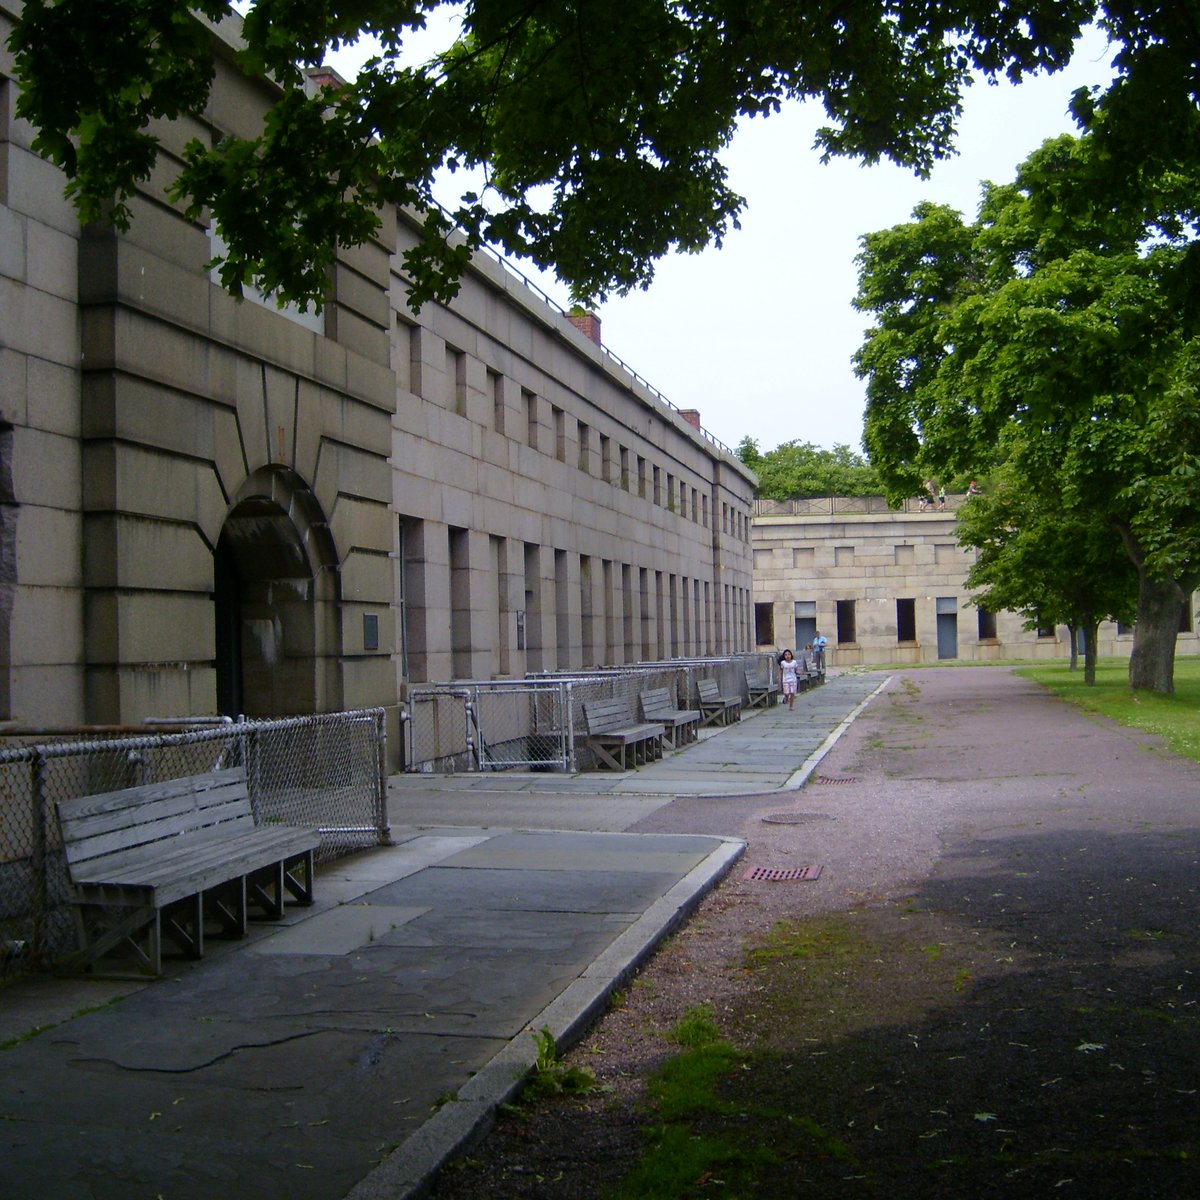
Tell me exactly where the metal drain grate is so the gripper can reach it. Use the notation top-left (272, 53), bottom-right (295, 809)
top-left (743, 864), bottom-right (823, 882)
top-left (811, 776), bottom-right (858, 785)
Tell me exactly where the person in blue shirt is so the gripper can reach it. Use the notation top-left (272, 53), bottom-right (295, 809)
top-left (812, 631), bottom-right (827, 673)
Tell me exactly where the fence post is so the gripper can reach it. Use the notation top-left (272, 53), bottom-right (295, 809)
top-left (564, 681), bottom-right (577, 772)
top-left (29, 750), bottom-right (47, 968)
top-left (399, 705), bottom-right (412, 772)
top-left (246, 723), bottom-right (262, 821)
top-left (374, 710), bottom-right (392, 845)
top-left (465, 693), bottom-right (481, 771)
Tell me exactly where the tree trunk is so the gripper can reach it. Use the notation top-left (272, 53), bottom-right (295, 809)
top-left (1114, 521), bottom-right (1184, 696)
top-left (1128, 575), bottom-right (1183, 694)
top-left (1082, 616), bottom-right (1100, 687)
top-left (1066, 624), bottom-right (1079, 671)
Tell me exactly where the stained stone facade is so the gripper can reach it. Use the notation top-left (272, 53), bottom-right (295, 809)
top-left (752, 498), bottom-right (1199, 667)
top-left (0, 7), bottom-right (756, 740)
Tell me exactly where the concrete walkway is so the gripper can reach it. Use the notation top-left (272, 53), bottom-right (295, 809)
top-left (0, 672), bottom-right (883, 1200)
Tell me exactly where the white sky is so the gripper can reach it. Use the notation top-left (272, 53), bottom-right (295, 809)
top-left (320, 16), bottom-right (1118, 455)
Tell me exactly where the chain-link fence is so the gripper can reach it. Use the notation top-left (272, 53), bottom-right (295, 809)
top-left (0, 709), bottom-right (388, 975)
top-left (404, 655), bottom-right (772, 773)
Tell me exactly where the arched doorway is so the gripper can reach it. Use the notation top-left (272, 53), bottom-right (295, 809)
top-left (213, 467), bottom-right (342, 717)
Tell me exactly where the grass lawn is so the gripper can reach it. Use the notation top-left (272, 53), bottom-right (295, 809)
top-left (1017, 657), bottom-right (1200, 765)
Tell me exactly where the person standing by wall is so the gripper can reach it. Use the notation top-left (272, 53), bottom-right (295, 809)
top-left (812, 630), bottom-right (828, 674)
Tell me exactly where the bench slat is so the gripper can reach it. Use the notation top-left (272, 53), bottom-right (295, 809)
top-left (73, 825), bottom-right (317, 890)
top-left (59, 771), bottom-right (252, 865)
top-left (73, 835), bottom-right (318, 909)
top-left (62, 805), bottom-right (255, 867)
top-left (59, 769), bottom-right (247, 825)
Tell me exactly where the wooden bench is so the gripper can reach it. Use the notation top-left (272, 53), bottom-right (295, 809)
top-left (798, 655), bottom-right (823, 688)
top-left (582, 699), bottom-right (665, 771)
top-left (744, 665), bottom-right (781, 709)
top-left (56, 767), bottom-right (319, 976)
top-left (695, 677), bottom-right (742, 726)
top-left (639, 687), bottom-right (701, 748)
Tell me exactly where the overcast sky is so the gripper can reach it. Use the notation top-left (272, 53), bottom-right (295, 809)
top-left (321, 17), bottom-right (1118, 456)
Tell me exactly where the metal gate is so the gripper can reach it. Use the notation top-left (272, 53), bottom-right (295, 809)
top-left (405, 682), bottom-right (574, 772)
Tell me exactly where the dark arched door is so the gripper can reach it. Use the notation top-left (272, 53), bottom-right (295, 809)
top-left (213, 468), bottom-right (342, 717)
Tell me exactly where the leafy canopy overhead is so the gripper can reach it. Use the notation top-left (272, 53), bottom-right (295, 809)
top-left (11, 0), bottom-right (1183, 311)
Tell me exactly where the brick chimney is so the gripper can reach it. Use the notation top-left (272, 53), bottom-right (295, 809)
top-left (679, 409), bottom-right (702, 431)
top-left (566, 310), bottom-right (602, 345)
top-left (304, 67), bottom-right (345, 92)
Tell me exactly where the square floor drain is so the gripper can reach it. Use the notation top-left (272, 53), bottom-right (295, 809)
top-left (743, 864), bottom-right (823, 882)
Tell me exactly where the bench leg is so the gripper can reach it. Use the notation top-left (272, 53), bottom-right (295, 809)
top-left (62, 903), bottom-right (161, 976)
top-left (205, 876), bottom-right (248, 938)
top-left (247, 861), bottom-right (287, 920)
top-left (282, 850), bottom-right (315, 906)
top-left (590, 741), bottom-right (624, 771)
top-left (161, 893), bottom-right (204, 961)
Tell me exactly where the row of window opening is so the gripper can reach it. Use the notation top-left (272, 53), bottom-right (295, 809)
top-left (398, 323), bottom-right (749, 540)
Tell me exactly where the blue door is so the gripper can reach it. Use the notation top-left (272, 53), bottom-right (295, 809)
top-left (936, 597), bottom-right (958, 659)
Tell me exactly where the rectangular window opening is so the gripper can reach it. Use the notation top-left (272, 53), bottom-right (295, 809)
top-left (836, 599), bottom-right (857, 645)
top-left (977, 607), bottom-right (998, 640)
top-left (754, 602), bottom-right (775, 646)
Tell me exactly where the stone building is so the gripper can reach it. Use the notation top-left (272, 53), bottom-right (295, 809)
top-left (0, 7), bottom-right (756, 740)
top-left (751, 497), bottom-right (1199, 667)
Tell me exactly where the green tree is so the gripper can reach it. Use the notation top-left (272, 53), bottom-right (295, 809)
top-left (955, 429), bottom-right (1137, 686)
top-left (736, 438), bottom-right (880, 500)
top-left (8, 2), bottom-right (1198, 310)
top-left (854, 132), bottom-right (1200, 694)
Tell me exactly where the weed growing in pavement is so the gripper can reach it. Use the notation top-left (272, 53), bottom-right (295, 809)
top-left (522, 1026), bottom-right (604, 1101)
top-left (0, 993), bottom-right (125, 1051)
top-left (605, 1005), bottom-right (774, 1200)
top-left (665, 1001), bottom-right (722, 1050)
top-left (745, 916), bottom-right (875, 966)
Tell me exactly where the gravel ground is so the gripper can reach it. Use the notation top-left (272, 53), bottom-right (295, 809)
top-left (427, 667), bottom-right (1200, 1200)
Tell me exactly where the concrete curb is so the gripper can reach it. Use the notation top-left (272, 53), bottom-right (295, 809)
top-left (780, 675), bottom-right (893, 791)
top-left (343, 836), bottom-right (748, 1200)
